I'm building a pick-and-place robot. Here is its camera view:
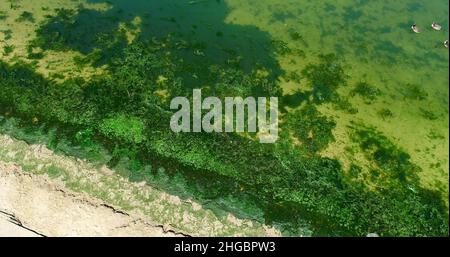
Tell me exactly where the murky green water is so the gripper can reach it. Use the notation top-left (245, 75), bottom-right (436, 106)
top-left (86, 0), bottom-right (449, 195)
top-left (1, 0), bottom-right (449, 236)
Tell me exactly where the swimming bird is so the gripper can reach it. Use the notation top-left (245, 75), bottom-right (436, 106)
top-left (411, 24), bottom-right (421, 33)
top-left (444, 40), bottom-right (449, 49)
top-left (431, 22), bottom-right (442, 31)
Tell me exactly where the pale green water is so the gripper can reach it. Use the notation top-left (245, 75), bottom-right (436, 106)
top-left (226, 0), bottom-right (450, 196)
top-left (222, 0), bottom-right (450, 193)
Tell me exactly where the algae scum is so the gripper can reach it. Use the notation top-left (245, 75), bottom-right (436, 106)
top-left (0, 0), bottom-right (449, 236)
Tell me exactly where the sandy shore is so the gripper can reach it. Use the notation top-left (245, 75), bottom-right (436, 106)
top-left (0, 211), bottom-right (41, 237)
top-left (0, 162), bottom-right (182, 237)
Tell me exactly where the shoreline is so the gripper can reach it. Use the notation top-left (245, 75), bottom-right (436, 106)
top-left (0, 161), bottom-right (183, 237)
top-left (0, 133), bottom-right (280, 237)
top-left (0, 210), bottom-right (42, 237)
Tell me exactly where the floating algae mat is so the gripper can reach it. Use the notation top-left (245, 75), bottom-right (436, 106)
top-left (0, 0), bottom-right (448, 236)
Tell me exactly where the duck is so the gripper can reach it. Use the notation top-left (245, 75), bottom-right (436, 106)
top-left (411, 23), bottom-right (421, 33)
top-left (444, 40), bottom-right (449, 49)
top-left (431, 22), bottom-right (442, 31)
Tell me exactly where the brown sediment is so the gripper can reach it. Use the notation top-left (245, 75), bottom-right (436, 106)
top-left (0, 161), bottom-right (184, 237)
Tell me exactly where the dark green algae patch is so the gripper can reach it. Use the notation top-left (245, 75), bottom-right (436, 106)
top-left (1, 48), bottom-right (448, 236)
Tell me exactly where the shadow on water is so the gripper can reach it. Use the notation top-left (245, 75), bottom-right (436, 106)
top-left (34, 0), bottom-right (282, 78)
